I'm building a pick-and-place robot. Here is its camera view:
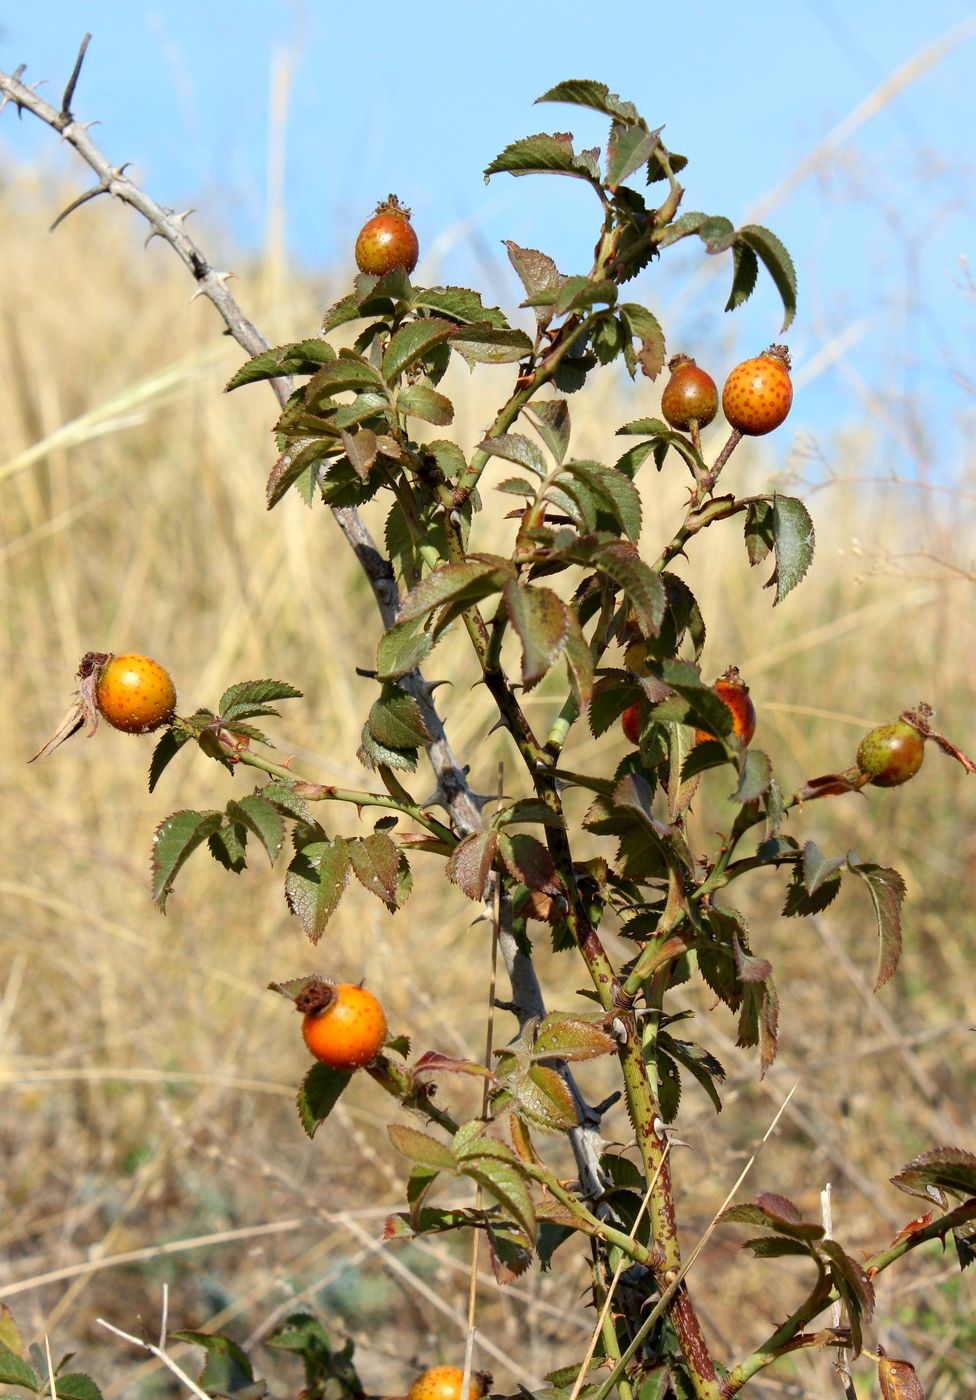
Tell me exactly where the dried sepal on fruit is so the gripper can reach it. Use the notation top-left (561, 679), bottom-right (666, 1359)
top-left (30, 650), bottom-right (176, 760)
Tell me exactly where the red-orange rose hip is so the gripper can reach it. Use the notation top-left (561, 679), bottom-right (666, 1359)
top-left (661, 354), bottom-right (718, 431)
top-left (722, 345), bottom-right (793, 436)
top-left (300, 982), bottom-right (387, 1069)
top-left (354, 195), bottom-right (419, 276)
top-left (621, 702), bottom-right (642, 746)
top-left (695, 668), bottom-right (757, 747)
top-left (856, 720), bottom-right (925, 788)
top-left (94, 654), bottom-right (177, 734)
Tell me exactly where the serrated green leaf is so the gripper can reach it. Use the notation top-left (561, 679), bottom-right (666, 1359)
top-left (382, 318), bottom-right (455, 381)
top-left (320, 293), bottom-right (363, 334)
top-left (413, 286), bottom-right (509, 327)
top-left (661, 1035), bottom-right (725, 1114)
top-left (226, 339), bottom-right (336, 391)
top-left (450, 323), bottom-right (533, 367)
top-left (170, 1331), bottom-right (256, 1395)
top-left (340, 426), bottom-right (378, 477)
top-left (891, 1146), bottom-right (976, 1203)
top-left (505, 242), bottom-right (564, 331)
top-left (358, 726), bottom-right (418, 774)
top-left (596, 542), bottom-right (666, 635)
top-left (334, 390), bottom-right (390, 431)
top-left (484, 131), bottom-right (601, 184)
top-left (367, 686), bottom-right (432, 750)
top-left (770, 495), bottom-right (816, 605)
top-left (607, 124), bottom-right (661, 189)
top-left (646, 148), bottom-right (688, 184)
top-left (388, 1123), bottom-right (457, 1172)
top-left (376, 616), bottom-right (435, 681)
top-left (496, 476), bottom-right (537, 498)
top-left (479, 432), bottom-right (547, 478)
top-left (536, 79), bottom-right (642, 126)
top-left (847, 858), bottom-right (906, 990)
top-left (347, 832), bottom-right (401, 904)
top-left (725, 241), bottom-right (759, 315)
top-left (44, 1376), bottom-right (103, 1400)
top-left (148, 727), bottom-right (192, 793)
top-left (517, 1064), bottom-right (580, 1132)
top-left (699, 215), bottom-right (736, 253)
top-left (266, 437), bottom-right (337, 510)
top-left (525, 398), bottom-right (571, 465)
top-left (0, 1349), bottom-right (41, 1391)
top-left (655, 210), bottom-right (708, 248)
top-left (261, 781), bottom-right (313, 825)
top-left (782, 865), bottom-right (842, 918)
top-left (396, 383), bottom-right (454, 426)
top-left (618, 303), bottom-right (666, 381)
top-left (718, 1192), bottom-right (824, 1240)
top-left (208, 822), bottom-right (247, 873)
top-left (562, 460), bottom-right (642, 541)
top-left (284, 837), bottom-right (351, 942)
top-left (502, 579), bottom-right (569, 688)
top-left (219, 679), bottom-right (303, 717)
top-left (738, 224), bottom-right (797, 332)
top-left (533, 1013), bottom-right (616, 1061)
top-left (744, 498), bottom-right (774, 566)
top-left (397, 555), bottom-right (513, 630)
top-left (732, 748), bottom-right (772, 803)
top-left (552, 276), bottom-right (617, 316)
top-left (802, 840), bottom-right (847, 896)
top-left (457, 1147), bottom-right (537, 1241)
top-left (226, 796), bottom-right (284, 864)
top-left (152, 808), bottom-right (223, 909)
top-left (305, 355), bottom-right (385, 401)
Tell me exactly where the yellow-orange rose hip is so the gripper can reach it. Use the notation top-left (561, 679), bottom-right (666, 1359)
top-left (722, 345), bottom-right (793, 436)
top-left (408, 1368), bottom-right (488, 1400)
top-left (94, 654), bottom-right (177, 734)
top-left (300, 982), bottom-right (387, 1069)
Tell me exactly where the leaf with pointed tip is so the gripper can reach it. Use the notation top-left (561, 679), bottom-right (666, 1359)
top-left (367, 687), bottom-right (432, 750)
top-left (479, 433), bottom-right (547, 478)
top-left (297, 1063), bottom-right (353, 1138)
top-left (0, 1349), bottom-right (41, 1392)
top-left (382, 318), bottom-right (455, 380)
top-left (486, 1220), bottom-right (534, 1285)
top-left (447, 829), bottom-right (498, 901)
top-left (208, 822), bottom-right (247, 872)
top-left (219, 679), bottom-right (303, 718)
top-left (890, 1146), bottom-right (976, 1204)
top-left (261, 781), bottom-right (313, 825)
top-left (505, 242), bottom-right (564, 331)
top-left (514, 1064), bottom-right (580, 1132)
top-left (596, 542), bottom-right (666, 635)
top-left (266, 438), bottom-right (337, 509)
top-left (226, 339), bottom-right (337, 391)
top-left (744, 498), bottom-right (774, 566)
top-left (606, 124), bottom-right (661, 188)
top-left (562, 460), bottom-right (641, 541)
top-left (725, 241), bottom-right (759, 315)
top-left (547, 276), bottom-right (616, 316)
top-left (802, 840), bottom-right (848, 895)
top-left (484, 132), bottom-right (601, 185)
top-left (358, 726), bottom-right (418, 774)
top-left (525, 398), bottom-right (571, 465)
top-left (660, 1035), bottom-right (725, 1114)
top-left (847, 858), bottom-right (906, 989)
top-left (339, 426), bottom-right (378, 477)
top-left (732, 748), bottom-right (772, 803)
top-left (397, 555), bottom-right (514, 630)
top-left (397, 384), bottom-right (454, 426)
top-left (618, 303), bottom-right (666, 380)
top-left (782, 862), bottom-right (842, 917)
top-left (45, 1378), bottom-right (103, 1400)
top-left (450, 323), bottom-right (533, 366)
top-left (498, 832), bottom-right (560, 896)
top-left (334, 391), bottom-right (389, 430)
top-left (170, 1331), bottom-right (256, 1394)
top-left (768, 494), bottom-right (816, 605)
top-left (718, 1193), bottom-right (824, 1240)
top-left (738, 224), bottom-right (797, 332)
top-left (737, 975), bottom-right (780, 1075)
top-left (533, 1014), bottom-right (616, 1061)
top-left (563, 607), bottom-right (594, 705)
top-left (503, 580), bottom-right (569, 689)
top-left (376, 616), bottom-right (435, 681)
top-left (646, 149), bottom-right (688, 184)
top-left (347, 832), bottom-right (401, 904)
top-left (306, 355), bottom-right (385, 402)
top-left (536, 79), bottom-right (642, 126)
top-left (284, 837), bottom-right (351, 942)
top-left (413, 286), bottom-right (509, 327)
top-left (740, 1237), bottom-right (814, 1259)
top-left (496, 476), bottom-right (537, 498)
top-left (148, 727), bottom-right (192, 793)
top-left (152, 809), bottom-right (224, 909)
top-left (388, 1123), bottom-right (458, 1172)
top-left (878, 1352), bottom-right (926, 1400)
top-left (656, 210), bottom-right (708, 248)
top-left (821, 1240), bottom-right (875, 1355)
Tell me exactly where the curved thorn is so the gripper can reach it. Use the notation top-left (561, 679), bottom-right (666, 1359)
top-left (49, 181), bottom-right (109, 232)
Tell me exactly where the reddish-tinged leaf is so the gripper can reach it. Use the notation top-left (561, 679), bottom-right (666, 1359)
top-left (502, 579), bottom-right (569, 688)
top-left (387, 1123), bottom-right (457, 1172)
top-left (486, 1221), bottom-right (534, 1284)
top-left (718, 1194), bottom-right (824, 1240)
top-left (340, 427), bottom-right (378, 478)
top-left (411, 1051), bottom-right (493, 1081)
top-left (878, 1348), bottom-right (927, 1399)
top-left (347, 832), bottom-right (401, 904)
top-left (397, 555), bottom-right (513, 628)
top-left (890, 1146), bottom-right (976, 1204)
top-left (848, 859), bottom-right (906, 989)
top-left (446, 829), bottom-right (498, 900)
top-left (497, 831), bottom-right (561, 895)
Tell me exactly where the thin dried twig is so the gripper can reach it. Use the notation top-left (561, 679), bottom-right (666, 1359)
top-left (98, 1286), bottom-right (211, 1400)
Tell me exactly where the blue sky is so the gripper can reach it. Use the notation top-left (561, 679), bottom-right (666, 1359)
top-left (2, 4), bottom-right (974, 471)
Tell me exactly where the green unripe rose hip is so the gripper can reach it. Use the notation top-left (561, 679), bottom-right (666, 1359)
top-left (856, 720), bottom-right (925, 788)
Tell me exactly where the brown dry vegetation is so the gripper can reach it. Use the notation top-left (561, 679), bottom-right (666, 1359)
top-left (1, 166), bottom-right (975, 1398)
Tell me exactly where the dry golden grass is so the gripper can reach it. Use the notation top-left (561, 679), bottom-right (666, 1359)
top-left (1, 167), bottom-right (975, 1398)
